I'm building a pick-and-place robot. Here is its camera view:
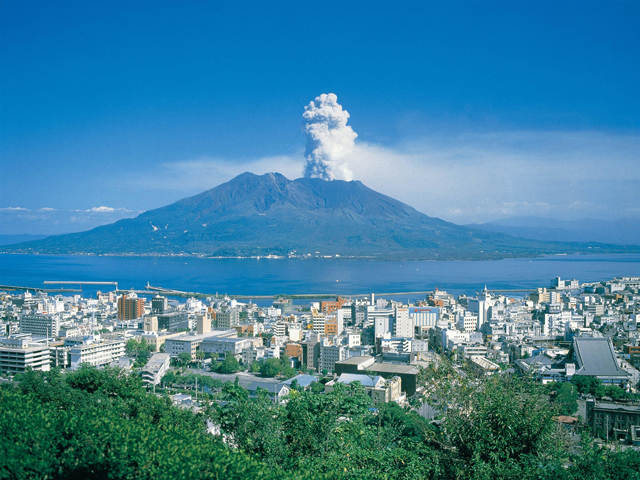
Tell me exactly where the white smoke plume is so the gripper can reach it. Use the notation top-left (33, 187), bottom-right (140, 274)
top-left (303, 93), bottom-right (357, 181)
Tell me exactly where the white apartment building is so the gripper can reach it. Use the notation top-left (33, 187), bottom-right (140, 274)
top-left (394, 308), bottom-right (413, 338)
top-left (380, 337), bottom-right (412, 353)
top-left (273, 321), bottom-right (286, 337)
top-left (371, 310), bottom-right (394, 338)
top-left (410, 307), bottom-right (439, 328)
top-left (457, 312), bottom-right (479, 333)
top-left (69, 339), bottom-right (125, 369)
top-left (0, 336), bottom-right (51, 375)
top-left (19, 313), bottom-right (60, 337)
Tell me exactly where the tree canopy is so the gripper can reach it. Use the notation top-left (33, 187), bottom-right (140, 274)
top-left (1, 366), bottom-right (316, 480)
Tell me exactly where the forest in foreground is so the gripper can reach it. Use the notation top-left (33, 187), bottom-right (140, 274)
top-left (1, 365), bottom-right (640, 480)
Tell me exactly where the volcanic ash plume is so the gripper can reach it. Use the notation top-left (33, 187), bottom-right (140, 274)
top-left (303, 93), bottom-right (357, 181)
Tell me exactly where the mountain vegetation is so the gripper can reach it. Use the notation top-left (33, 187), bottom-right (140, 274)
top-left (4, 173), bottom-right (638, 260)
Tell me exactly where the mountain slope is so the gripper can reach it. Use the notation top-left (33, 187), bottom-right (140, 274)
top-left (4, 173), bottom-right (638, 260)
top-left (466, 216), bottom-right (640, 246)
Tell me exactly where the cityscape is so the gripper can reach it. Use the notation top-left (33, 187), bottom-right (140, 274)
top-left (2, 276), bottom-right (640, 439)
top-left (2, 1), bottom-right (639, 479)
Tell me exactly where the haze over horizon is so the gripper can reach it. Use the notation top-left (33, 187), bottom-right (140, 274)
top-left (1, 1), bottom-right (639, 235)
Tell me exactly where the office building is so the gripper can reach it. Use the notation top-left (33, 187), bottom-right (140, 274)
top-left (197, 314), bottom-right (211, 335)
top-left (216, 309), bottom-right (239, 329)
top-left (19, 313), bottom-right (60, 337)
top-left (157, 311), bottom-right (189, 331)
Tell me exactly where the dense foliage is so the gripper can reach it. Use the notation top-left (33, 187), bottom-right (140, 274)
top-left (255, 355), bottom-right (296, 378)
top-left (3, 365), bottom-right (640, 480)
top-left (211, 355), bottom-right (242, 374)
top-left (125, 338), bottom-right (155, 367)
top-left (570, 376), bottom-right (638, 401)
top-left (212, 362), bottom-right (640, 480)
top-left (0, 367), bottom-right (317, 480)
top-left (546, 382), bottom-right (579, 416)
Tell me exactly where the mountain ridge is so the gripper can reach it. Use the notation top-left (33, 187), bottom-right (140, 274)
top-left (467, 216), bottom-right (640, 246)
top-left (3, 173), bottom-right (639, 260)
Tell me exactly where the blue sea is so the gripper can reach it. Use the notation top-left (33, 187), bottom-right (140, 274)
top-left (1, 253), bottom-right (639, 305)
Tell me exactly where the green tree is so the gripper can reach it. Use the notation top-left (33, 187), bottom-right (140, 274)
top-left (310, 381), bottom-right (325, 394)
top-left (289, 379), bottom-right (301, 391)
top-left (260, 358), bottom-right (281, 377)
top-left (177, 352), bottom-right (192, 366)
top-left (571, 376), bottom-right (605, 397)
top-left (250, 361), bottom-right (261, 373)
top-left (548, 382), bottom-right (579, 416)
top-left (219, 355), bottom-right (241, 374)
top-left (2, 367), bottom-right (311, 480)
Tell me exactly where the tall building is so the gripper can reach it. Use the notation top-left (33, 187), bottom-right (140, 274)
top-left (312, 314), bottom-right (325, 334)
top-left (19, 313), bottom-right (60, 337)
top-left (197, 314), bottom-right (212, 335)
top-left (321, 296), bottom-right (346, 315)
top-left (394, 308), bottom-right (413, 338)
top-left (319, 343), bottom-right (347, 373)
top-left (143, 316), bottom-right (158, 332)
top-left (216, 309), bottom-right (239, 329)
top-left (118, 294), bottom-right (145, 320)
top-left (152, 295), bottom-right (168, 313)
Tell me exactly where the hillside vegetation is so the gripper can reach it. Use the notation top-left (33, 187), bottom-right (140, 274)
top-left (2, 365), bottom-right (640, 480)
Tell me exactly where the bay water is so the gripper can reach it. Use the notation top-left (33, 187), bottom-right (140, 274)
top-left (1, 253), bottom-right (639, 304)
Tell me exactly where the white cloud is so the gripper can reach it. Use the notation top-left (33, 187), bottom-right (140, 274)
top-left (85, 206), bottom-right (130, 213)
top-left (128, 129), bottom-right (639, 224)
top-left (0, 207), bottom-right (29, 211)
top-left (343, 130), bottom-right (640, 223)
top-left (38, 207), bottom-right (57, 212)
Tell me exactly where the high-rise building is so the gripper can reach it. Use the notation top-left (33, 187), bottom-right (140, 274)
top-left (157, 311), bottom-right (189, 331)
top-left (321, 296), bottom-right (346, 315)
top-left (118, 294), bottom-right (145, 320)
top-left (143, 316), bottom-right (158, 332)
top-left (19, 313), bottom-right (60, 337)
top-left (319, 343), bottom-right (347, 373)
top-left (394, 308), bottom-right (413, 338)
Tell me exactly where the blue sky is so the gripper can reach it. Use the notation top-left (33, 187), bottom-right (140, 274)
top-left (1, 0), bottom-right (639, 234)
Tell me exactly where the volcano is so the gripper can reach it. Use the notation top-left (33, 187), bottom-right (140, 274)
top-left (4, 172), bottom-right (636, 260)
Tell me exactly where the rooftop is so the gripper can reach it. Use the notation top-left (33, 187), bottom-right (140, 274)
top-left (169, 329), bottom-right (238, 342)
top-left (142, 353), bottom-right (170, 374)
top-left (281, 374), bottom-right (318, 388)
top-left (572, 337), bottom-right (630, 378)
top-left (335, 373), bottom-right (385, 388)
top-left (366, 363), bottom-right (419, 375)
top-left (337, 355), bottom-right (375, 366)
